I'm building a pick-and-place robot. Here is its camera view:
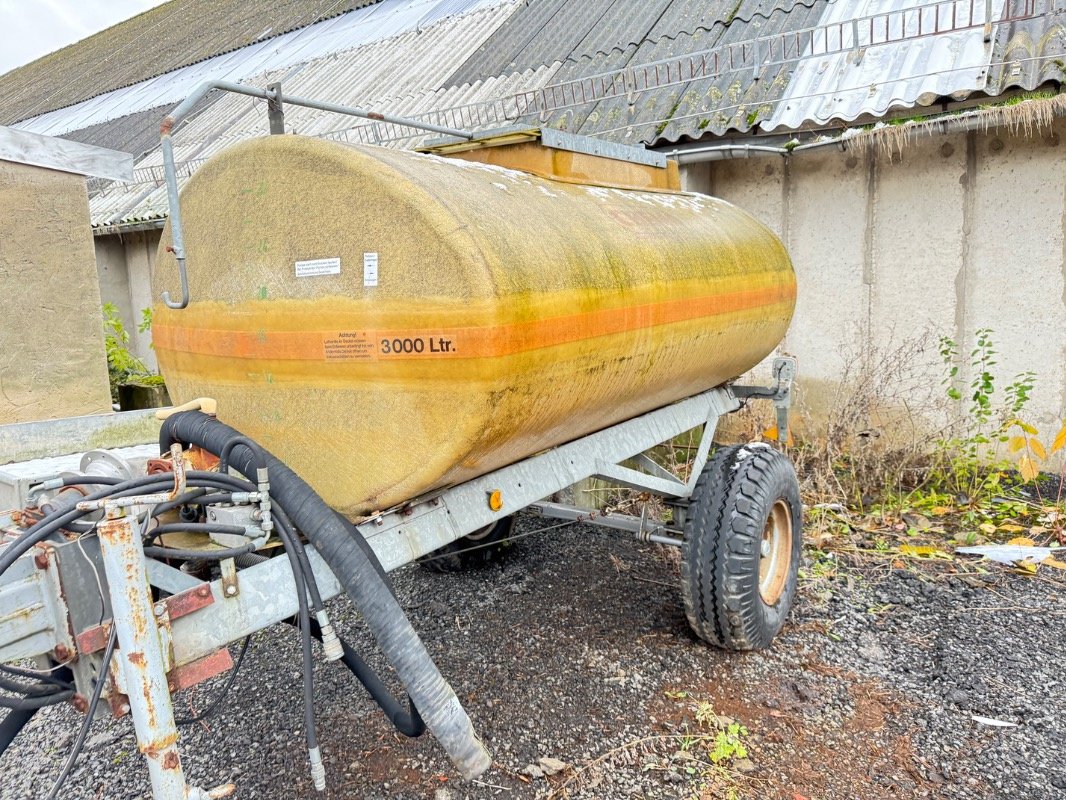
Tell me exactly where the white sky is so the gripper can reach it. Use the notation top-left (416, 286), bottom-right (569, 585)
top-left (0, 0), bottom-right (169, 76)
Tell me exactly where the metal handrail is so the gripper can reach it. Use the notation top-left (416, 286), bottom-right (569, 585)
top-left (159, 80), bottom-right (474, 309)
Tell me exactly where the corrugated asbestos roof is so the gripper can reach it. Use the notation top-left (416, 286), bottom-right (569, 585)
top-left (10, 0), bottom-right (1056, 228)
top-left (0, 0), bottom-right (379, 126)
top-left (85, 0), bottom-right (521, 228)
top-left (987, 1), bottom-right (1066, 92)
top-left (18, 0), bottom-right (505, 139)
top-left (530, 0), bottom-right (830, 143)
top-left (297, 0), bottom-right (830, 145)
top-left (427, 0), bottom-right (1064, 142)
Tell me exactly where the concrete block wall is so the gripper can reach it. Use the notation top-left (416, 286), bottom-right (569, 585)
top-left (94, 228), bottom-right (161, 369)
top-left (694, 116), bottom-right (1066, 442)
top-left (0, 160), bottom-right (113, 423)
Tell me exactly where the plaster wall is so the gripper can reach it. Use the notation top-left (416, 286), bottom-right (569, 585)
top-left (0, 160), bottom-right (112, 423)
top-left (93, 228), bottom-right (161, 369)
top-left (703, 117), bottom-right (1066, 440)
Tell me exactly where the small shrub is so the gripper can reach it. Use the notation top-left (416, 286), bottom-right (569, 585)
top-left (102, 303), bottom-right (162, 401)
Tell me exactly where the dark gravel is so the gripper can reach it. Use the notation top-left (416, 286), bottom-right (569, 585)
top-left (2, 514), bottom-right (1064, 799)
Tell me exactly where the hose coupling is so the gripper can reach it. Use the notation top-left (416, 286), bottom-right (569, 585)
top-left (316, 612), bottom-right (343, 661)
top-left (256, 468), bottom-right (274, 534)
top-left (308, 745), bottom-right (326, 791)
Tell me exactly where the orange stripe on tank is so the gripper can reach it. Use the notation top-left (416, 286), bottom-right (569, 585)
top-left (154, 283), bottom-right (795, 363)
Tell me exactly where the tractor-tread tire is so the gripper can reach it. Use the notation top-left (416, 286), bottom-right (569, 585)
top-left (680, 444), bottom-right (802, 650)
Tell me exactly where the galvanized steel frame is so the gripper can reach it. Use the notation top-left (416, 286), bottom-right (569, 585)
top-left (118, 384), bottom-right (742, 686)
top-left (0, 370), bottom-right (802, 800)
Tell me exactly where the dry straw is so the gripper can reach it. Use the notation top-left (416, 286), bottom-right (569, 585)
top-left (843, 92), bottom-right (1066, 158)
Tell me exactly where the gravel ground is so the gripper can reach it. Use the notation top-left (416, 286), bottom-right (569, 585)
top-left (2, 514), bottom-right (1064, 799)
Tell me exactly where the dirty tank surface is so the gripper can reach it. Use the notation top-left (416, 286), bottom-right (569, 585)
top-left (152, 137), bottom-right (795, 516)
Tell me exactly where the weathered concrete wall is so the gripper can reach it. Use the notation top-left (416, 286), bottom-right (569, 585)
top-left (94, 228), bottom-right (161, 369)
top-left (700, 117), bottom-right (1066, 440)
top-left (0, 160), bottom-right (112, 423)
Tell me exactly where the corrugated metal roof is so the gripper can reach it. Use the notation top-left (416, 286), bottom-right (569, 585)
top-left (58, 0), bottom-right (1063, 229)
top-left (766, 0), bottom-right (1012, 131)
top-left (426, 0), bottom-right (1064, 143)
top-left (448, 0), bottom-right (814, 84)
top-left (0, 0), bottom-right (381, 126)
top-left (17, 0), bottom-right (506, 139)
top-left (987, 1), bottom-right (1066, 92)
top-left (61, 98), bottom-right (216, 162)
top-left (541, 0), bottom-right (830, 143)
top-left (85, 0), bottom-right (521, 227)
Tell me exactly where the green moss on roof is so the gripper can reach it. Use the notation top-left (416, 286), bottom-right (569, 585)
top-left (0, 0), bottom-right (379, 125)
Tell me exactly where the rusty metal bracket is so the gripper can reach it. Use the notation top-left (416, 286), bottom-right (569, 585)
top-left (266, 82), bottom-right (285, 135)
top-left (166, 649), bottom-right (234, 694)
top-left (219, 558), bottom-right (239, 598)
top-left (77, 583), bottom-right (213, 655)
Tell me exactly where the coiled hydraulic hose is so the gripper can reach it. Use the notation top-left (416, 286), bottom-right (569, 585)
top-left (160, 411), bottom-right (490, 779)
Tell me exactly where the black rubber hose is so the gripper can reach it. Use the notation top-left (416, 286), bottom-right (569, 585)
top-left (184, 493), bottom-right (234, 506)
top-left (64, 475), bottom-right (124, 486)
top-left (0, 665), bottom-right (74, 757)
top-left (147, 523), bottom-right (251, 539)
top-left (291, 618), bottom-right (425, 738)
top-left (0, 674), bottom-right (71, 696)
top-left (255, 500), bottom-right (322, 765)
top-left (44, 626), bottom-right (117, 800)
top-left (272, 506), bottom-right (328, 612)
top-left (241, 543), bottom-right (423, 737)
top-left (218, 435), bottom-right (265, 475)
top-left (0, 708), bottom-right (35, 757)
top-left (0, 664), bottom-right (73, 689)
top-left (150, 487), bottom-right (209, 517)
top-left (160, 411), bottom-right (490, 779)
top-left (0, 688), bottom-right (74, 710)
top-left (0, 473), bottom-right (256, 578)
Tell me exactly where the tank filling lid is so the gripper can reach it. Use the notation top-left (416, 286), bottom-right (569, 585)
top-left (418, 126), bottom-right (680, 192)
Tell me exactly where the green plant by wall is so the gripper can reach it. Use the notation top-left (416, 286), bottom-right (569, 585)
top-left (934, 329), bottom-right (1060, 503)
top-left (103, 303), bottom-right (163, 401)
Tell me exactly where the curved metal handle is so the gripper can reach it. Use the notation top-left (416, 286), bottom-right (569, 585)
top-left (161, 261), bottom-right (189, 309)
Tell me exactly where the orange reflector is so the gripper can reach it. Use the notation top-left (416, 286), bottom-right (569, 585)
top-left (487, 490), bottom-right (503, 512)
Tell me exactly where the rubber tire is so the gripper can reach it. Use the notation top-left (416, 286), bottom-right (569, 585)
top-left (681, 444), bottom-right (802, 650)
top-left (420, 515), bottom-right (516, 573)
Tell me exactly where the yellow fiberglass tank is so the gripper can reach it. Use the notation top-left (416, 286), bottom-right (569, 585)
top-left (152, 132), bottom-right (796, 518)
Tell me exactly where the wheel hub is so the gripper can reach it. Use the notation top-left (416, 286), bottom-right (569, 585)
top-left (758, 499), bottom-right (793, 606)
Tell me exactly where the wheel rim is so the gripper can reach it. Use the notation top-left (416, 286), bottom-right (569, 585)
top-left (465, 521), bottom-right (499, 542)
top-left (758, 499), bottom-right (793, 606)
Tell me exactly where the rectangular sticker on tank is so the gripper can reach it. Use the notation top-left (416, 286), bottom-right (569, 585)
top-left (363, 252), bottom-right (378, 287)
top-left (295, 257), bottom-right (341, 278)
top-left (323, 332), bottom-right (375, 361)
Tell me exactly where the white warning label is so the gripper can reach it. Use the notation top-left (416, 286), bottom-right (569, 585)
top-left (295, 257), bottom-right (341, 278)
top-left (363, 252), bottom-right (379, 287)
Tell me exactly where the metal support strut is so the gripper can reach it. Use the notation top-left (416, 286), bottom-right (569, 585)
top-left (732, 356), bottom-right (797, 443)
top-left (97, 512), bottom-right (190, 798)
top-left (79, 450), bottom-right (234, 800)
top-left (96, 510), bottom-right (233, 799)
